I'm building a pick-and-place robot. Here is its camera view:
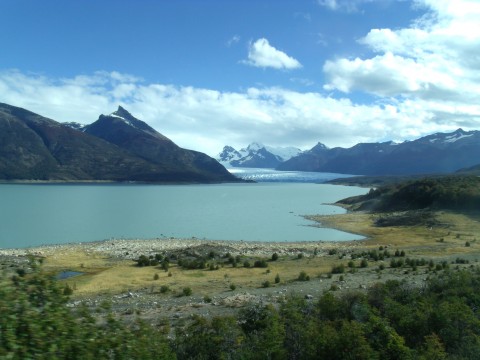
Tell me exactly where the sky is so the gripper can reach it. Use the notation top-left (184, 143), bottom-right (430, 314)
top-left (0, 0), bottom-right (479, 156)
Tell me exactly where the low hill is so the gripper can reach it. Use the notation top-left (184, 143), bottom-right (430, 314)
top-left (338, 175), bottom-right (480, 213)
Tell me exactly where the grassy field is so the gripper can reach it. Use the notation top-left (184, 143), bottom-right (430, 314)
top-left (41, 209), bottom-right (480, 302)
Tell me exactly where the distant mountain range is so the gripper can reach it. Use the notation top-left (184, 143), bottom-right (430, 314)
top-left (219, 128), bottom-right (480, 176)
top-left (277, 129), bottom-right (480, 176)
top-left (217, 143), bottom-right (301, 168)
top-left (0, 103), bottom-right (238, 183)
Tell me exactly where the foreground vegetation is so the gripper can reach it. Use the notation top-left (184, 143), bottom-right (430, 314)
top-left (2, 257), bottom-right (480, 359)
top-left (3, 175), bottom-right (480, 358)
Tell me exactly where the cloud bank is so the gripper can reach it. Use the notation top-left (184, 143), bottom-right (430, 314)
top-left (0, 0), bottom-right (479, 157)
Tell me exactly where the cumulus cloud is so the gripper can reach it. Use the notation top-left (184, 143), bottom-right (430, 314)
top-left (244, 38), bottom-right (302, 70)
top-left (1, 1), bottom-right (479, 157)
top-left (323, 0), bottom-right (480, 109)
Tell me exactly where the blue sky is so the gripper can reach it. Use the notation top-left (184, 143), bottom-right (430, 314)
top-left (1, 0), bottom-right (479, 156)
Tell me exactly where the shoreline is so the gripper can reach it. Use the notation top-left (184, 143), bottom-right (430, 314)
top-left (0, 236), bottom-right (362, 259)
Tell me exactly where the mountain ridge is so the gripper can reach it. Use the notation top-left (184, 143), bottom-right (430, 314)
top-left (217, 143), bottom-right (302, 168)
top-left (277, 128), bottom-right (480, 176)
top-left (0, 103), bottom-right (238, 183)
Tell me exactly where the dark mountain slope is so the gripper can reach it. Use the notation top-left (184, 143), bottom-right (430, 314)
top-left (0, 103), bottom-right (169, 181)
top-left (278, 129), bottom-right (480, 176)
top-left (0, 103), bottom-right (237, 182)
top-left (84, 106), bottom-right (236, 182)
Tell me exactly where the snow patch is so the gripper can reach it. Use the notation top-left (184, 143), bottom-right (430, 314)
top-left (109, 113), bottom-right (135, 128)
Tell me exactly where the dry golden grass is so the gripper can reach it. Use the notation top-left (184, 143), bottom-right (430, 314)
top-left (45, 247), bottom-right (350, 299)
top-left (44, 210), bottom-right (480, 299)
top-left (310, 211), bottom-right (480, 253)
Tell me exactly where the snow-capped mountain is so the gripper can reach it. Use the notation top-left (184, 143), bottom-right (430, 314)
top-left (218, 143), bottom-right (302, 168)
top-left (278, 128), bottom-right (480, 176)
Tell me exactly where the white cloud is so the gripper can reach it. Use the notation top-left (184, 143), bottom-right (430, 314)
top-left (323, 0), bottom-right (480, 108)
top-left (318, 0), bottom-right (339, 10)
top-left (317, 0), bottom-right (375, 13)
top-left (2, 1), bottom-right (479, 157)
top-left (2, 69), bottom-right (478, 158)
top-left (226, 35), bottom-right (240, 47)
top-left (243, 38), bottom-right (302, 70)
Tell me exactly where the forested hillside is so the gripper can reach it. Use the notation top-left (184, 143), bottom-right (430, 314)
top-left (339, 176), bottom-right (480, 212)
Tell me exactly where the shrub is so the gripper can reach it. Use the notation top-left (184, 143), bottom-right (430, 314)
top-left (162, 260), bottom-right (170, 271)
top-left (331, 264), bottom-right (345, 274)
top-left (360, 259), bottom-right (368, 268)
top-left (262, 280), bottom-right (271, 288)
top-left (160, 285), bottom-right (170, 293)
top-left (230, 284), bottom-right (236, 291)
top-left (275, 274), bottom-right (280, 284)
top-left (153, 273), bottom-right (160, 280)
top-left (297, 253), bottom-right (304, 259)
top-left (330, 283), bottom-right (339, 291)
top-left (63, 284), bottom-right (73, 296)
top-left (298, 271), bottom-right (310, 281)
top-left (254, 259), bottom-right (268, 268)
top-left (243, 260), bottom-right (251, 268)
top-left (182, 287), bottom-right (193, 296)
top-left (271, 252), bottom-right (279, 261)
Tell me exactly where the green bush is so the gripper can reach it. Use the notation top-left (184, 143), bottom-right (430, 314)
top-left (63, 284), bottom-right (73, 296)
top-left (182, 287), bottom-right (193, 296)
top-left (331, 264), bottom-right (345, 274)
top-left (254, 259), bottom-right (268, 268)
top-left (298, 271), bottom-right (310, 281)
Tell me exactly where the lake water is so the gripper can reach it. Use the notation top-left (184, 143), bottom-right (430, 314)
top-left (0, 173), bottom-right (367, 249)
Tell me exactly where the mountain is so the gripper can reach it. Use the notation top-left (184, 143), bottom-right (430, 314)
top-left (277, 129), bottom-right (480, 176)
top-left (218, 142), bottom-right (302, 168)
top-left (0, 103), bottom-right (238, 182)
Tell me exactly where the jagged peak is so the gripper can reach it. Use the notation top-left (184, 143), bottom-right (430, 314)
top-left (112, 105), bottom-right (134, 120)
top-left (310, 142), bottom-right (329, 152)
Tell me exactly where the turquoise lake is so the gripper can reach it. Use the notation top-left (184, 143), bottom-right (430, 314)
top-left (0, 182), bottom-right (368, 249)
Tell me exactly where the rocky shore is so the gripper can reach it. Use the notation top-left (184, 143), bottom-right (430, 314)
top-left (0, 237), bottom-right (362, 260)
